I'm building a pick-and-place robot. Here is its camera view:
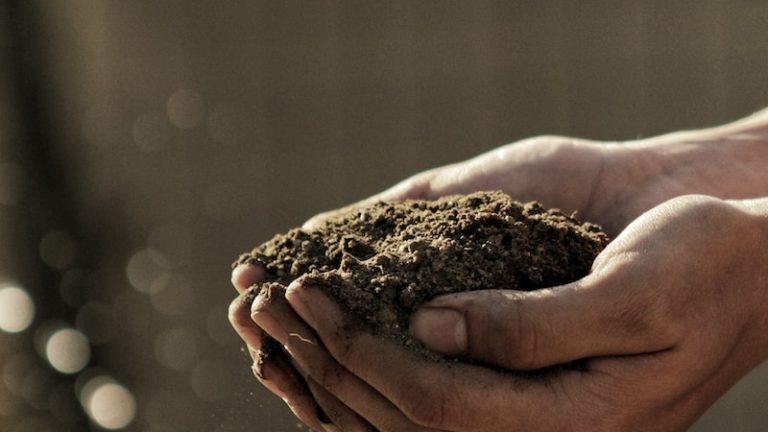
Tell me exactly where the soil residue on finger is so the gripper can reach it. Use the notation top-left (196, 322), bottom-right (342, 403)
top-left (235, 191), bottom-right (609, 354)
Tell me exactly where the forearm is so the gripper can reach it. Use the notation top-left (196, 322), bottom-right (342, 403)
top-left (631, 109), bottom-right (768, 199)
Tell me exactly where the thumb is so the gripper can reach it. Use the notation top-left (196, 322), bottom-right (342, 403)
top-left (409, 277), bottom-right (678, 371)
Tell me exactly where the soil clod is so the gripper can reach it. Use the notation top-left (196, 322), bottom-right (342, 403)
top-left (235, 191), bottom-right (609, 355)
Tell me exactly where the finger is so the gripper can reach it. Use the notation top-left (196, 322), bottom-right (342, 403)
top-left (252, 283), bottom-right (440, 432)
top-left (284, 328), bottom-right (443, 432)
top-left (230, 288), bottom-right (328, 430)
top-left (231, 263), bottom-right (266, 294)
top-left (287, 282), bottom-right (562, 431)
top-left (228, 290), bottom-right (266, 350)
top-left (306, 378), bottom-right (377, 432)
top-left (247, 287), bottom-right (335, 432)
top-left (255, 346), bottom-right (330, 432)
top-left (408, 271), bottom-right (680, 371)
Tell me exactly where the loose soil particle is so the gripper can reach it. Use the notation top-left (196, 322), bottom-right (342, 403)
top-left (235, 191), bottom-right (609, 362)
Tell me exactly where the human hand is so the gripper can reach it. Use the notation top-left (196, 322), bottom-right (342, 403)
top-left (305, 118), bottom-right (768, 237)
top-left (254, 195), bottom-right (768, 431)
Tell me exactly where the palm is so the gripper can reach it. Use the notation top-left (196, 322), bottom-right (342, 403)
top-left (357, 137), bottom-right (677, 236)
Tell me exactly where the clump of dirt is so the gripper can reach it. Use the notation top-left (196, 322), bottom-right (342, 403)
top-left (235, 191), bottom-right (609, 353)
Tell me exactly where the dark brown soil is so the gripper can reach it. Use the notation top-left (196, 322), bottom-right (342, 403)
top-left (235, 191), bottom-right (608, 357)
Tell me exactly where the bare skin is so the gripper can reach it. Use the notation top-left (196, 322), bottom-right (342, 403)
top-left (230, 110), bottom-right (768, 431)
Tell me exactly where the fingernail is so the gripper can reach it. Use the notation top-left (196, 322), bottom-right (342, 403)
top-left (322, 424), bottom-right (341, 432)
top-left (231, 263), bottom-right (265, 292)
top-left (252, 361), bottom-right (266, 380)
top-left (285, 281), bottom-right (317, 326)
top-left (409, 307), bottom-right (467, 356)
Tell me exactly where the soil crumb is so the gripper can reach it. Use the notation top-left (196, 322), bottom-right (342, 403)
top-left (235, 191), bottom-right (608, 353)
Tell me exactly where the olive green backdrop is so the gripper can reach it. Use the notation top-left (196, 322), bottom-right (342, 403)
top-left (1, 1), bottom-right (767, 431)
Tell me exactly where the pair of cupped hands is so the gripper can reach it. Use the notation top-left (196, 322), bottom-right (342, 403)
top-left (230, 126), bottom-right (768, 431)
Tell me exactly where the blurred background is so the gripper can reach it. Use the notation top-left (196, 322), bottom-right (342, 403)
top-left (1, 1), bottom-right (767, 431)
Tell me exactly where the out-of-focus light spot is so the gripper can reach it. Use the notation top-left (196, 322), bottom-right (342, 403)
top-left (148, 224), bottom-right (192, 267)
top-left (76, 302), bottom-right (118, 345)
top-left (150, 274), bottom-right (193, 315)
top-left (167, 89), bottom-right (205, 130)
top-left (206, 305), bottom-right (239, 347)
top-left (154, 327), bottom-right (197, 371)
top-left (45, 328), bottom-right (91, 374)
top-left (206, 104), bottom-right (254, 147)
top-left (39, 230), bottom-right (77, 270)
top-left (126, 248), bottom-right (171, 294)
top-left (132, 110), bottom-right (172, 152)
top-left (80, 376), bottom-right (136, 430)
top-left (0, 162), bottom-right (27, 206)
top-left (82, 102), bottom-right (124, 147)
top-left (191, 361), bottom-right (233, 402)
top-left (0, 285), bottom-right (34, 333)
top-left (203, 181), bottom-right (243, 222)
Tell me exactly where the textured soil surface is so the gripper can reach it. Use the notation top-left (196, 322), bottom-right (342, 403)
top-left (235, 191), bottom-right (609, 356)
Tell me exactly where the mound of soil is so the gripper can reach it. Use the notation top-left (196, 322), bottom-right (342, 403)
top-left (235, 191), bottom-right (609, 354)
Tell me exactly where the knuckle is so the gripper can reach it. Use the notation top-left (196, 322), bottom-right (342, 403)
top-left (329, 336), bottom-right (355, 365)
top-left (517, 135), bottom-right (591, 152)
top-left (403, 391), bottom-right (447, 428)
top-left (611, 292), bottom-right (655, 338)
top-left (311, 355), bottom-right (343, 391)
top-left (477, 294), bottom-right (542, 370)
top-left (399, 376), bottom-right (459, 428)
top-left (666, 194), bottom-right (731, 227)
top-left (600, 271), bottom-right (682, 348)
top-left (402, 171), bottom-right (438, 198)
top-left (505, 305), bottom-right (542, 370)
top-left (321, 328), bottom-right (359, 368)
top-left (228, 295), bottom-right (251, 327)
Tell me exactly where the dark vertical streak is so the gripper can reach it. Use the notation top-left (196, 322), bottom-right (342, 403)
top-left (5, 1), bottom-right (89, 428)
top-left (6, 1), bottom-right (80, 314)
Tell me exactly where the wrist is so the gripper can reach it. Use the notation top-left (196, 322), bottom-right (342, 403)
top-left (731, 198), bottom-right (768, 361)
top-left (628, 116), bottom-right (768, 200)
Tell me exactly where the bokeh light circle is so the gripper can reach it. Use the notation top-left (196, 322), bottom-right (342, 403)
top-left (126, 248), bottom-right (171, 294)
top-left (39, 230), bottom-right (77, 270)
top-left (81, 376), bottom-right (136, 430)
top-left (0, 286), bottom-right (35, 333)
top-left (154, 327), bottom-right (197, 371)
top-left (45, 328), bottom-right (91, 374)
top-left (167, 89), bottom-right (206, 129)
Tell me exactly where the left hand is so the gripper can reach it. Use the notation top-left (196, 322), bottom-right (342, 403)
top-left (243, 195), bottom-right (768, 431)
